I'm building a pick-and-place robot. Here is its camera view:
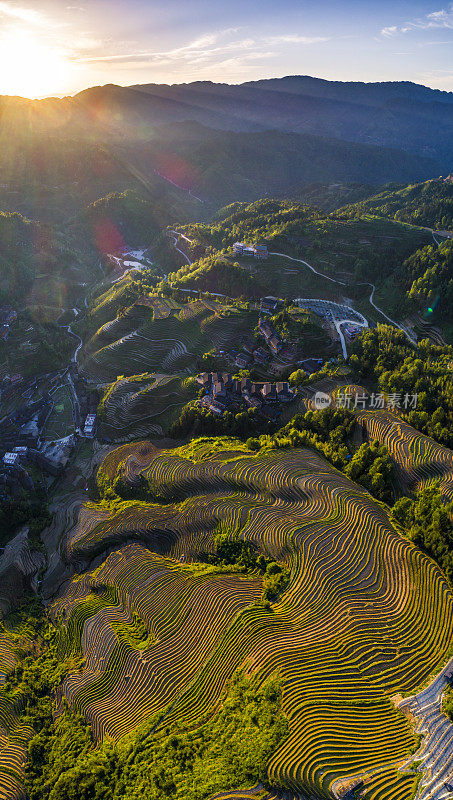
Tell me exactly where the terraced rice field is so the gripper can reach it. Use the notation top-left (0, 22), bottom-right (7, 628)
top-left (178, 299), bottom-right (211, 321)
top-left (134, 296), bottom-right (177, 319)
top-left (80, 296), bottom-right (261, 384)
top-left (88, 273), bottom-right (138, 326)
top-left (80, 315), bottom-right (210, 383)
top-left (201, 307), bottom-right (259, 351)
top-left (84, 306), bottom-right (150, 355)
top-left (0, 633), bottom-right (30, 800)
top-left (355, 410), bottom-right (453, 501)
top-left (51, 437), bottom-right (453, 800)
top-left (100, 373), bottom-right (196, 440)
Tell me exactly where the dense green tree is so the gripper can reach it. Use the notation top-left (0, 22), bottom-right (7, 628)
top-left (350, 325), bottom-right (453, 447)
top-left (391, 483), bottom-right (453, 583)
top-left (345, 442), bottom-right (394, 503)
top-left (337, 179), bottom-right (453, 231)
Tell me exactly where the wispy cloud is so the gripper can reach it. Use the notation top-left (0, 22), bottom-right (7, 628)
top-left (381, 3), bottom-right (453, 36)
top-left (0, 0), bottom-right (47, 26)
top-left (381, 25), bottom-right (399, 38)
top-left (78, 27), bottom-right (329, 71)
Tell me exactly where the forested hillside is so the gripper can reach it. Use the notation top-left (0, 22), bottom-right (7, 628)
top-left (168, 199), bottom-right (433, 316)
top-left (81, 189), bottom-right (201, 252)
top-left (0, 96), bottom-right (444, 227)
top-left (127, 76), bottom-right (453, 168)
top-left (350, 326), bottom-right (453, 446)
top-left (0, 211), bottom-right (74, 306)
top-left (337, 178), bottom-right (453, 230)
top-left (292, 182), bottom-right (375, 211)
top-left (405, 240), bottom-right (453, 331)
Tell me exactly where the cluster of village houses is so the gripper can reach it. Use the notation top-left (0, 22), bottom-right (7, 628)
top-left (0, 393), bottom-right (76, 498)
top-left (196, 371), bottom-right (295, 417)
top-left (231, 306), bottom-right (324, 377)
top-left (0, 363), bottom-right (98, 499)
top-left (235, 316), bottom-right (298, 371)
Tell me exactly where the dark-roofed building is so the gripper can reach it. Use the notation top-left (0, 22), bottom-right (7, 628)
top-left (242, 338), bottom-right (256, 354)
top-left (196, 372), bottom-right (212, 388)
top-left (240, 377), bottom-right (252, 393)
top-left (233, 242), bottom-right (267, 259)
top-left (276, 382), bottom-right (294, 402)
top-left (255, 244), bottom-right (268, 259)
top-left (3, 452), bottom-right (19, 467)
top-left (208, 401), bottom-right (224, 416)
top-left (279, 346), bottom-right (297, 364)
top-left (231, 379), bottom-right (242, 398)
top-left (221, 373), bottom-right (233, 389)
top-left (259, 320), bottom-right (273, 340)
top-left (212, 381), bottom-right (227, 402)
top-left (250, 383), bottom-right (264, 398)
top-left (243, 390), bottom-right (262, 409)
top-left (253, 347), bottom-right (269, 364)
top-left (300, 358), bottom-right (323, 374)
top-left (261, 383), bottom-right (277, 402)
top-left (236, 353), bottom-right (252, 369)
top-left (268, 334), bottom-right (283, 355)
top-left (260, 297), bottom-right (277, 314)
top-left (0, 307), bottom-right (17, 325)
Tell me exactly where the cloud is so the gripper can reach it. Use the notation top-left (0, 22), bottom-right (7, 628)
top-left (381, 26), bottom-right (399, 38)
top-left (0, 0), bottom-right (47, 25)
top-left (381, 3), bottom-right (453, 37)
top-left (78, 27), bottom-right (329, 71)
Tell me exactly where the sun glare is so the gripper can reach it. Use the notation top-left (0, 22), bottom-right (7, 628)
top-left (0, 30), bottom-right (72, 97)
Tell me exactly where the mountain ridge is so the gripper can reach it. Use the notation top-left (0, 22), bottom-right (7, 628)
top-left (0, 74), bottom-right (451, 169)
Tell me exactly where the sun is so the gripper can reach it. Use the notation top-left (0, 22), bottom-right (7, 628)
top-left (0, 30), bottom-right (72, 98)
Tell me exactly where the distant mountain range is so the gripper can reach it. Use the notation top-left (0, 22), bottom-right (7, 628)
top-left (98, 75), bottom-right (453, 169)
top-left (0, 76), bottom-right (451, 222)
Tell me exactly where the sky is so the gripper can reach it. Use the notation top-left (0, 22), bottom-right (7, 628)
top-left (0, 0), bottom-right (452, 97)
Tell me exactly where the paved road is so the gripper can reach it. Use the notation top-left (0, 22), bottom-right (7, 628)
top-left (56, 308), bottom-right (83, 365)
top-left (270, 250), bottom-right (348, 286)
top-left (170, 233), bottom-right (193, 266)
top-left (271, 250), bottom-right (417, 346)
top-left (398, 656), bottom-right (453, 800)
top-left (56, 305), bottom-right (86, 433)
top-left (168, 232), bottom-right (419, 356)
top-left (334, 317), bottom-right (367, 359)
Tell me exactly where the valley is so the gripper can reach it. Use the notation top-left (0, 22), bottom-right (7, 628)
top-left (0, 73), bottom-right (452, 800)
